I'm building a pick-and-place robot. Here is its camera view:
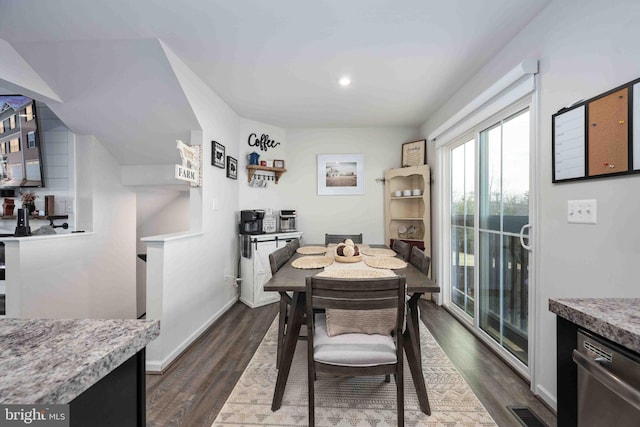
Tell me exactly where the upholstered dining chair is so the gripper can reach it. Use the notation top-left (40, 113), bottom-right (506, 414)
top-left (269, 246), bottom-right (295, 367)
top-left (324, 233), bottom-right (363, 245)
top-left (392, 239), bottom-right (411, 261)
top-left (409, 246), bottom-right (431, 275)
top-left (305, 275), bottom-right (407, 427)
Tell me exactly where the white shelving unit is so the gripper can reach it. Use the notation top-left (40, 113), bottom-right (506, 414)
top-left (383, 165), bottom-right (431, 258)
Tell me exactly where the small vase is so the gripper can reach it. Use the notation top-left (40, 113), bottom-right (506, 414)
top-left (24, 203), bottom-right (36, 215)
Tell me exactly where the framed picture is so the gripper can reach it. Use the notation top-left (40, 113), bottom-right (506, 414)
top-left (273, 159), bottom-right (285, 168)
top-left (401, 139), bottom-right (426, 167)
top-left (226, 156), bottom-right (237, 179)
top-left (212, 141), bottom-right (225, 168)
top-left (317, 154), bottom-right (365, 195)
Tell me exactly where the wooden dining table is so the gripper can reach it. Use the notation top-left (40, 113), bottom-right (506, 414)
top-left (264, 246), bottom-right (440, 415)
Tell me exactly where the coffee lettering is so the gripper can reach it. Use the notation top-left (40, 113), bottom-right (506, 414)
top-left (248, 133), bottom-right (281, 152)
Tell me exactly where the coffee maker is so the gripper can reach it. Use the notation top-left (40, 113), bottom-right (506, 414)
top-left (240, 210), bottom-right (265, 234)
top-left (14, 208), bottom-right (31, 236)
top-left (279, 210), bottom-right (297, 232)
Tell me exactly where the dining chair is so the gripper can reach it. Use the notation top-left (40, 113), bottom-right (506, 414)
top-left (305, 275), bottom-right (407, 427)
top-left (269, 246), bottom-right (295, 367)
top-left (409, 246), bottom-right (431, 275)
top-left (392, 239), bottom-right (411, 261)
top-left (324, 233), bottom-right (363, 245)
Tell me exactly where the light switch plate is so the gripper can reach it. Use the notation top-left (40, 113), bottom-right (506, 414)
top-left (568, 199), bottom-right (597, 224)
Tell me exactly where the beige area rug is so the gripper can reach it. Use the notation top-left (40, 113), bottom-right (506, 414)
top-left (212, 319), bottom-right (497, 426)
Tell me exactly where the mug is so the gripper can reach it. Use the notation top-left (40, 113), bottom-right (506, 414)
top-left (260, 160), bottom-right (267, 166)
top-left (394, 190), bottom-right (402, 197)
top-left (412, 189), bottom-right (422, 196)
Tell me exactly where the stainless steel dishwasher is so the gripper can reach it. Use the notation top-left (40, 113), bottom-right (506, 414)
top-left (573, 330), bottom-right (640, 426)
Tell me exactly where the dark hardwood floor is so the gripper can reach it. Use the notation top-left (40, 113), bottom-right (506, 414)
top-left (146, 300), bottom-right (557, 427)
top-left (419, 301), bottom-right (557, 427)
top-left (146, 302), bottom-right (279, 427)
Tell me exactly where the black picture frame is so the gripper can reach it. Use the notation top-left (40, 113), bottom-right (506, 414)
top-left (212, 141), bottom-right (225, 168)
top-left (226, 156), bottom-right (237, 179)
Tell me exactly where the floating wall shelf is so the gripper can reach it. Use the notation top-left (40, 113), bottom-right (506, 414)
top-left (246, 165), bottom-right (287, 183)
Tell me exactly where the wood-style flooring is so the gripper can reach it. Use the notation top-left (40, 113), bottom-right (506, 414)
top-left (146, 300), bottom-right (557, 427)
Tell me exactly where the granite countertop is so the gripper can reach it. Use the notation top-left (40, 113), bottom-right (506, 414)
top-left (0, 318), bottom-right (160, 404)
top-left (549, 298), bottom-right (640, 353)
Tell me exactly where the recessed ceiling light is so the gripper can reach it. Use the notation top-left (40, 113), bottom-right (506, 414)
top-left (338, 76), bottom-right (351, 87)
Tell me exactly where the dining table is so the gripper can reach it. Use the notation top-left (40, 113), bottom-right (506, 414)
top-left (264, 244), bottom-right (440, 415)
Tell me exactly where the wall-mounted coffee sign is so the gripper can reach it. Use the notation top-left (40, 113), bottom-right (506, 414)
top-left (248, 133), bottom-right (281, 152)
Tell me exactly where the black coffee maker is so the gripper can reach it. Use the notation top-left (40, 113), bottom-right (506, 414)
top-left (240, 210), bottom-right (265, 234)
top-left (14, 208), bottom-right (31, 236)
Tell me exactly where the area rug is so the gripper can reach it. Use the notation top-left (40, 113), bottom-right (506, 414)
top-left (212, 318), bottom-right (497, 426)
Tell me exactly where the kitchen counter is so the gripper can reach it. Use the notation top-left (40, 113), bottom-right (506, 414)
top-left (549, 298), bottom-right (640, 427)
top-left (0, 318), bottom-right (159, 426)
top-left (549, 298), bottom-right (640, 353)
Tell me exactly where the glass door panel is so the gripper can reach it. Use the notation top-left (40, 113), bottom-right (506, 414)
top-left (450, 139), bottom-right (475, 316)
top-left (478, 109), bottom-right (530, 365)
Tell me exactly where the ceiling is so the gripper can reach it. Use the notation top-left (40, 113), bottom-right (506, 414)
top-left (0, 0), bottom-right (550, 165)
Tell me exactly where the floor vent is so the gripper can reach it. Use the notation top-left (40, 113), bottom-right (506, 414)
top-left (508, 406), bottom-right (548, 427)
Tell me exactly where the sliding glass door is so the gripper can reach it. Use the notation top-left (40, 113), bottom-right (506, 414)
top-left (478, 109), bottom-right (530, 364)
top-left (449, 108), bottom-right (531, 367)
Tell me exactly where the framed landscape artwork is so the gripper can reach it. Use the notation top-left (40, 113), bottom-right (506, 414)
top-left (317, 154), bottom-right (365, 195)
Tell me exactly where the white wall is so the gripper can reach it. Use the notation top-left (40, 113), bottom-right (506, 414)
top-left (238, 118), bottom-right (287, 212)
top-left (77, 135), bottom-right (137, 318)
top-left (142, 42), bottom-right (242, 371)
top-left (282, 128), bottom-right (420, 244)
top-left (135, 188), bottom-right (189, 317)
top-left (420, 0), bottom-right (640, 409)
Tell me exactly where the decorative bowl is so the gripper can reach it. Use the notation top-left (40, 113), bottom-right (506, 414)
top-left (334, 254), bottom-right (363, 263)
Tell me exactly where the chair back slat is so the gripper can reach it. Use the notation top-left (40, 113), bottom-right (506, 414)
top-left (409, 246), bottom-right (431, 275)
top-left (392, 239), bottom-right (411, 261)
top-left (325, 233), bottom-right (363, 244)
top-left (285, 238), bottom-right (300, 256)
top-left (269, 246), bottom-right (291, 274)
top-left (306, 276), bottom-right (405, 318)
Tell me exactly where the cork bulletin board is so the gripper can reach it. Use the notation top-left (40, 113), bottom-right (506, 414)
top-left (587, 88), bottom-right (629, 176)
top-left (552, 77), bottom-right (639, 183)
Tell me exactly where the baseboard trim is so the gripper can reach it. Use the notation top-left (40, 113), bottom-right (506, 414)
top-left (145, 297), bottom-right (237, 373)
top-left (534, 385), bottom-right (557, 413)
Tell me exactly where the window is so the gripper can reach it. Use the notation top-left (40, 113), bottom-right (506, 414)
top-left (27, 131), bottom-right (36, 148)
top-left (0, 119), bottom-right (4, 134)
top-left (26, 160), bottom-right (41, 181)
top-left (1, 142), bottom-right (6, 155)
top-left (10, 138), bottom-right (20, 153)
top-left (9, 115), bottom-right (15, 130)
top-left (24, 104), bottom-right (34, 121)
top-left (9, 162), bottom-right (23, 180)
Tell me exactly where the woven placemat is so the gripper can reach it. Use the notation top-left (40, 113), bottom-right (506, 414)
top-left (291, 256), bottom-right (334, 269)
top-left (360, 247), bottom-right (397, 257)
top-left (316, 268), bottom-right (395, 278)
top-left (364, 256), bottom-right (407, 270)
top-left (296, 246), bottom-right (327, 255)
